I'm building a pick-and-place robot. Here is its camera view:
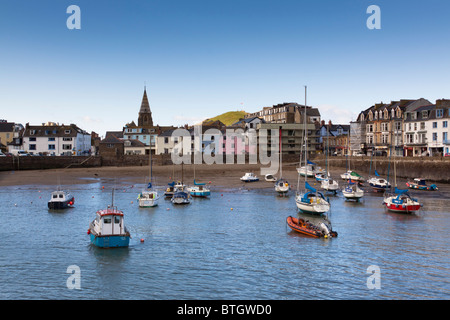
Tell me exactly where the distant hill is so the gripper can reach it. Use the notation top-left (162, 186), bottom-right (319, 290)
top-left (202, 111), bottom-right (248, 126)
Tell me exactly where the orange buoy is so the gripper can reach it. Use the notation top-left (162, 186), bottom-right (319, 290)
top-left (140, 238), bottom-right (144, 243)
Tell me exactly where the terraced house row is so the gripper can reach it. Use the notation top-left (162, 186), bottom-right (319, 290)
top-left (350, 98), bottom-right (450, 157)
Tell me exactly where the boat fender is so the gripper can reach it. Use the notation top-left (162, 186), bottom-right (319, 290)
top-left (87, 229), bottom-right (90, 235)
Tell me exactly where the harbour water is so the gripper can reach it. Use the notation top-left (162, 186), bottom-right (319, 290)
top-left (0, 178), bottom-right (449, 300)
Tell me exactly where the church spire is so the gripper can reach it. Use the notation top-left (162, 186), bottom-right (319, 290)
top-left (138, 87), bottom-right (153, 126)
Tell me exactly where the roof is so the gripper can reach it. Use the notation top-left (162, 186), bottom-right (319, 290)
top-left (23, 123), bottom-right (88, 138)
top-left (100, 132), bottom-right (124, 144)
top-left (0, 122), bottom-right (15, 132)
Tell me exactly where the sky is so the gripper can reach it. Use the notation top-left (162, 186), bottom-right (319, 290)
top-left (1, 0), bottom-right (449, 137)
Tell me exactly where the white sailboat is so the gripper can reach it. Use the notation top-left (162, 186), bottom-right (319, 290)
top-left (138, 148), bottom-right (159, 207)
top-left (295, 86), bottom-right (330, 215)
top-left (274, 126), bottom-right (290, 195)
top-left (321, 123), bottom-right (339, 193)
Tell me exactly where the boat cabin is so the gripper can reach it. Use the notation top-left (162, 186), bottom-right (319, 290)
top-left (92, 207), bottom-right (127, 236)
top-left (50, 191), bottom-right (71, 202)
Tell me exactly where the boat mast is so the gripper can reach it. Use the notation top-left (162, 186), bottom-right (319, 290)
top-left (304, 85), bottom-right (307, 187)
top-left (279, 125), bottom-right (282, 179)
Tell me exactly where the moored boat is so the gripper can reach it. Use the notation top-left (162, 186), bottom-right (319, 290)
top-left (48, 190), bottom-right (74, 209)
top-left (88, 190), bottom-right (130, 248)
top-left (383, 188), bottom-right (421, 213)
top-left (295, 182), bottom-right (330, 215)
top-left (240, 172), bottom-right (259, 182)
top-left (286, 216), bottom-right (337, 238)
top-left (275, 179), bottom-right (290, 195)
top-left (321, 177), bottom-right (339, 193)
top-left (368, 177), bottom-right (391, 192)
top-left (138, 188), bottom-right (159, 207)
top-left (265, 174), bottom-right (277, 182)
top-left (171, 191), bottom-right (191, 205)
top-left (188, 180), bottom-right (211, 197)
top-left (340, 170), bottom-right (364, 183)
top-left (406, 178), bottom-right (438, 191)
top-left (342, 181), bottom-right (364, 201)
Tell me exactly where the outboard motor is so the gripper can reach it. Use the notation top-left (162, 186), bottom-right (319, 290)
top-left (318, 222), bottom-right (331, 237)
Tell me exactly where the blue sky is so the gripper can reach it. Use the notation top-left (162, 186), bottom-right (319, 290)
top-left (1, 0), bottom-right (449, 137)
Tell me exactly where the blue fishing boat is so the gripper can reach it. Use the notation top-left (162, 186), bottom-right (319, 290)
top-left (88, 190), bottom-right (130, 248)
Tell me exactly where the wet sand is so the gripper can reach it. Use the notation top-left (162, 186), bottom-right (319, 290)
top-left (1, 163), bottom-right (449, 197)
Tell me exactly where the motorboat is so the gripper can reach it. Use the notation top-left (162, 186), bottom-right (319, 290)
top-left (88, 190), bottom-right (130, 248)
top-left (240, 172), bottom-right (259, 182)
top-left (368, 177), bottom-right (391, 192)
top-left (406, 178), bottom-right (438, 191)
top-left (48, 190), bottom-right (74, 209)
top-left (297, 163), bottom-right (325, 178)
top-left (286, 216), bottom-right (337, 238)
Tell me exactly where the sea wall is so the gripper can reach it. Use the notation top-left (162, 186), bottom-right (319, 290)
top-left (311, 156), bottom-right (450, 183)
top-left (1, 154), bottom-right (449, 183)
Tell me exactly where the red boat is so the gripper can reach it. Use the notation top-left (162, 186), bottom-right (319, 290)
top-left (383, 188), bottom-right (421, 213)
top-left (286, 216), bottom-right (337, 238)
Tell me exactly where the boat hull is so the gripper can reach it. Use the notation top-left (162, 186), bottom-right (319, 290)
top-left (89, 234), bottom-right (130, 248)
top-left (295, 199), bottom-right (330, 215)
top-left (48, 197), bottom-right (74, 209)
top-left (384, 203), bottom-right (421, 213)
top-left (190, 191), bottom-right (211, 197)
top-left (286, 216), bottom-right (337, 238)
top-left (406, 182), bottom-right (438, 191)
top-left (138, 199), bottom-right (158, 207)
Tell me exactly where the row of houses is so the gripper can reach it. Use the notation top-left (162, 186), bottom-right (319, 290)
top-left (350, 98), bottom-right (450, 157)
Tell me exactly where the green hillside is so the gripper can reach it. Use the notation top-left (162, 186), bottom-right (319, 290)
top-left (203, 111), bottom-right (248, 126)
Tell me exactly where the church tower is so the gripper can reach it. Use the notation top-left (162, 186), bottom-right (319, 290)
top-left (138, 87), bottom-right (153, 127)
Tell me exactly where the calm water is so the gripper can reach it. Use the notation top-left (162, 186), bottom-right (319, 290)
top-left (0, 178), bottom-right (449, 300)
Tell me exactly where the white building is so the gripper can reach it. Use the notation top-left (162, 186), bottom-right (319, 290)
top-left (22, 122), bottom-right (91, 156)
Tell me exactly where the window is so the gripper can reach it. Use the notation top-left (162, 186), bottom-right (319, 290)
top-left (62, 144), bottom-right (72, 150)
top-left (48, 144), bottom-right (55, 150)
top-left (395, 122), bottom-right (401, 131)
top-left (411, 112), bottom-right (417, 120)
top-left (114, 216), bottom-right (121, 224)
top-left (103, 217), bottom-right (111, 224)
top-left (406, 134), bottom-right (414, 144)
top-left (414, 123), bottom-right (417, 131)
top-left (164, 137), bottom-right (169, 144)
top-left (422, 111), bottom-right (428, 119)
top-left (48, 137), bottom-right (55, 141)
top-left (30, 130), bottom-right (36, 135)
top-left (432, 122), bottom-right (437, 128)
top-left (29, 137), bottom-right (36, 141)
top-left (366, 124), bottom-right (373, 133)
top-left (432, 133), bottom-right (437, 141)
top-left (420, 122), bottom-right (425, 130)
top-left (443, 132), bottom-right (448, 142)
top-left (443, 121), bottom-right (448, 128)
top-left (29, 144), bottom-right (36, 150)
top-left (64, 130), bottom-right (71, 134)
top-left (436, 109), bottom-right (443, 118)
top-left (63, 137), bottom-right (72, 141)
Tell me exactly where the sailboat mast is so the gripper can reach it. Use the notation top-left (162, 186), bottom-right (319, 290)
top-left (279, 126), bottom-right (282, 179)
top-left (304, 85), bottom-right (307, 185)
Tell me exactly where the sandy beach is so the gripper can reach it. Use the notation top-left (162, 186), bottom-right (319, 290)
top-left (1, 162), bottom-right (449, 197)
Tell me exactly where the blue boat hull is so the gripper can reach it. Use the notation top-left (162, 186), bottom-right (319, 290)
top-left (90, 234), bottom-right (130, 248)
top-left (190, 191), bottom-right (211, 197)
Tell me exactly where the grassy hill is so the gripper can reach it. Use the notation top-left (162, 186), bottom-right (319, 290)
top-left (202, 111), bottom-right (248, 126)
